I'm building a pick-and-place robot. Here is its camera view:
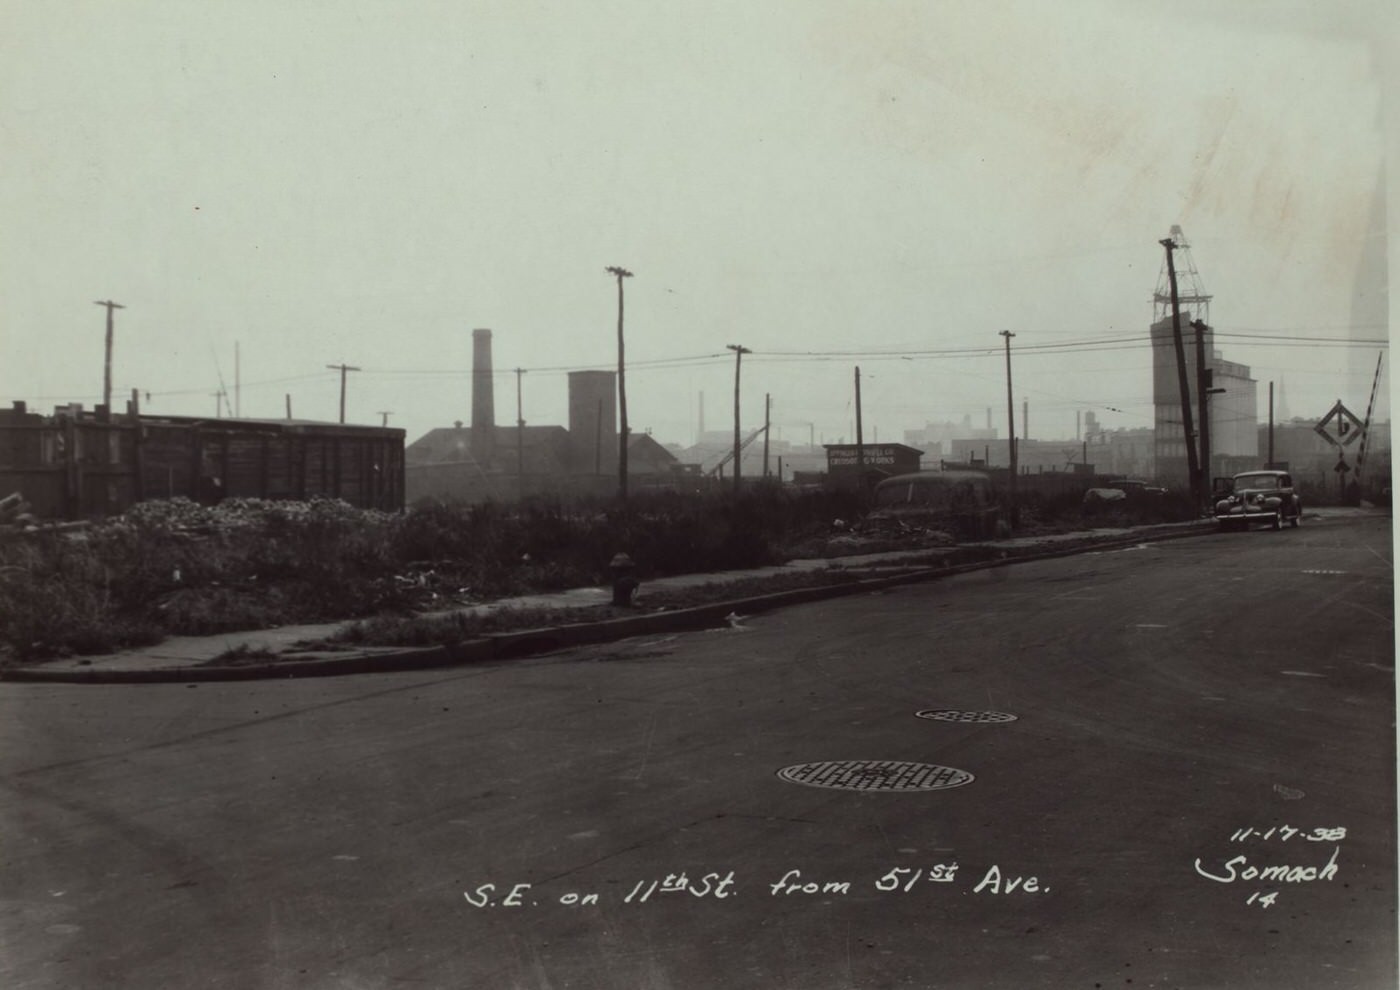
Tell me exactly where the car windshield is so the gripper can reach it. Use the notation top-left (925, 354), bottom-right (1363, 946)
top-left (1233, 474), bottom-right (1279, 490)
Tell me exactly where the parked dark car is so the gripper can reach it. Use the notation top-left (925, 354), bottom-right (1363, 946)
top-left (1104, 478), bottom-right (1167, 497)
top-left (869, 470), bottom-right (1001, 540)
top-left (1083, 478), bottom-right (1167, 506)
top-left (1214, 470), bottom-right (1301, 531)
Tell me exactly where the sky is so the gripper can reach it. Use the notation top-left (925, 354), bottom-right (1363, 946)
top-left (2, 0), bottom-right (1394, 450)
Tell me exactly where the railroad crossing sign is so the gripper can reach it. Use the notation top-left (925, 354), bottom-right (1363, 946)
top-left (1314, 400), bottom-right (1364, 448)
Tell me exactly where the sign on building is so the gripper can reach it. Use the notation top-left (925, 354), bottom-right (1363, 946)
top-left (822, 443), bottom-right (923, 488)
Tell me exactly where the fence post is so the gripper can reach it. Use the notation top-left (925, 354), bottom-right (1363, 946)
top-left (190, 425), bottom-right (203, 499)
top-left (129, 390), bottom-right (144, 506)
top-left (64, 417), bottom-right (80, 519)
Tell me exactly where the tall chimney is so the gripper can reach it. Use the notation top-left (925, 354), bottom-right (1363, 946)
top-left (472, 328), bottom-right (495, 462)
top-left (1022, 399), bottom-right (1028, 441)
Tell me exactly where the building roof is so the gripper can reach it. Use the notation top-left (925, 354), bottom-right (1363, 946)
top-left (822, 442), bottom-right (925, 455)
top-left (626, 433), bottom-right (679, 467)
top-left (407, 425), bottom-right (571, 473)
top-left (120, 413), bottom-right (403, 438)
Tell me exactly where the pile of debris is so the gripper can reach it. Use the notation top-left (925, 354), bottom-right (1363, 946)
top-left (0, 492), bottom-right (40, 532)
top-left (817, 515), bottom-right (959, 558)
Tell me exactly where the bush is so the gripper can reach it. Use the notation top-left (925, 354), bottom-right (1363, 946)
top-left (0, 484), bottom-right (957, 662)
top-left (0, 532), bottom-right (164, 661)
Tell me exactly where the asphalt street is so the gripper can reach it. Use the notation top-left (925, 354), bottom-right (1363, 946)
top-left (1, 512), bottom-right (1394, 989)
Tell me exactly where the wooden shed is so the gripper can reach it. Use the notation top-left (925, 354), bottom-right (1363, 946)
top-left (822, 442), bottom-right (924, 490)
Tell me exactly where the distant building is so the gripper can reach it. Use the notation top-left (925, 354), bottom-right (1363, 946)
top-left (1148, 228), bottom-right (1258, 487)
top-left (567, 370), bottom-right (617, 476)
top-left (1082, 419), bottom-right (1156, 481)
top-left (404, 332), bottom-right (678, 503)
top-left (1150, 315), bottom-right (1257, 486)
top-left (626, 433), bottom-right (682, 476)
top-left (949, 437), bottom-right (1102, 475)
top-left (1207, 350), bottom-right (1258, 471)
top-left (823, 443), bottom-right (922, 490)
top-left (903, 415), bottom-right (996, 459)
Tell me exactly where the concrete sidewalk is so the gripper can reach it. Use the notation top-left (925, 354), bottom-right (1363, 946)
top-left (4, 519), bottom-right (1220, 682)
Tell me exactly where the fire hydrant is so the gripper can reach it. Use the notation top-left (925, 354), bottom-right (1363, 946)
top-left (609, 552), bottom-right (639, 607)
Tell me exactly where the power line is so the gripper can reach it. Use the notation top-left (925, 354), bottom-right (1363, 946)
top-left (355, 353), bottom-right (729, 377)
top-left (757, 331), bottom-right (1386, 360)
top-left (144, 372), bottom-right (334, 399)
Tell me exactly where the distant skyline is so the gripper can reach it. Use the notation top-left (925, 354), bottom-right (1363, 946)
top-left (2, 1), bottom-right (1393, 449)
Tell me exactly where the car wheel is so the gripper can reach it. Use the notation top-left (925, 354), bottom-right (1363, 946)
top-left (1289, 512), bottom-right (1299, 529)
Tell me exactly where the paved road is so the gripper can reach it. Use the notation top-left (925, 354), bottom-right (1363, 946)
top-left (2, 512), bottom-right (1393, 989)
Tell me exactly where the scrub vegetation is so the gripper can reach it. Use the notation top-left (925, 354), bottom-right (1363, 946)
top-left (0, 486), bottom-right (864, 662)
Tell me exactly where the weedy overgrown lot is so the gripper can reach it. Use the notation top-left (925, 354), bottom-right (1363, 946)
top-left (0, 487), bottom-right (866, 662)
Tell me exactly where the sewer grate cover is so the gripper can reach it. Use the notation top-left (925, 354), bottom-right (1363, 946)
top-left (915, 709), bottom-right (1018, 724)
top-left (776, 760), bottom-right (974, 792)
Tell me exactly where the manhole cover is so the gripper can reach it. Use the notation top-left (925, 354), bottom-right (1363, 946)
top-left (776, 760), bottom-right (974, 792)
top-left (915, 709), bottom-right (1018, 724)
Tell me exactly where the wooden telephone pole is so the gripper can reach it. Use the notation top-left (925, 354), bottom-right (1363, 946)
top-left (606, 266), bottom-right (633, 500)
top-left (999, 331), bottom-right (1017, 527)
top-left (1160, 237), bottom-right (1200, 507)
top-left (94, 299), bottom-right (125, 412)
top-left (514, 367), bottom-right (527, 494)
top-left (326, 363), bottom-right (361, 424)
top-left (727, 344), bottom-right (751, 493)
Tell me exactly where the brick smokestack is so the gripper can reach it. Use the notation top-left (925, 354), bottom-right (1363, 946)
top-left (472, 328), bottom-right (495, 462)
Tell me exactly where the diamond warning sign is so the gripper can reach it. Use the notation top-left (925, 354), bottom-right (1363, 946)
top-left (1313, 401), bottom-right (1364, 448)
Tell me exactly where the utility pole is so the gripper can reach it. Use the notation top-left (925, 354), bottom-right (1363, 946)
top-left (1267, 381), bottom-right (1275, 467)
top-left (1160, 237), bottom-right (1200, 507)
top-left (94, 299), bottom-right (125, 413)
top-left (1192, 318), bottom-right (1212, 498)
top-left (727, 344), bottom-right (751, 494)
top-left (212, 388), bottom-right (227, 418)
top-left (763, 393), bottom-right (771, 477)
top-left (854, 366), bottom-right (865, 483)
top-left (606, 266), bottom-right (633, 500)
top-left (514, 367), bottom-right (527, 494)
top-left (326, 363), bottom-right (361, 424)
top-left (999, 331), bottom-right (1018, 527)
top-left (285, 394), bottom-right (293, 421)
top-left (376, 411), bottom-right (393, 427)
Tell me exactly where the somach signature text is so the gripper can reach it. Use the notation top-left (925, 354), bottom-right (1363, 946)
top-left (1194, 825), bottom-right (1346, 908)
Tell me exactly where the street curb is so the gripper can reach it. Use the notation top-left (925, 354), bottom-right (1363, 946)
top-left (1, 522), bottom-right (1215, 684)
